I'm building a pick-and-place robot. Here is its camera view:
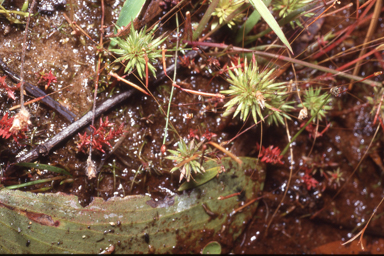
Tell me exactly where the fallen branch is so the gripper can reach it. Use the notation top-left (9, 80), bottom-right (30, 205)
top-left (4, 89), bottom-right (134, 176)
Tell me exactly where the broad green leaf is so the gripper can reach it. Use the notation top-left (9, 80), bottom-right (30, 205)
top-left (109, 0), bottom-right (145, 47)
top-left (15, 163), bottom-right (71, 176)
top-left (0, 157), bottom-right (265, 254)
top-left (249, 0), bottom-right (293, 54)
top-left (116, 0), bottom-right (145, 30)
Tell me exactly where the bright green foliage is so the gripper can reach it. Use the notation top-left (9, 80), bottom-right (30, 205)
top-left (298, 87), bottom-right (332, 122)
top-left (221, 57), bottom-right (293, 126)
top-left (366, 87), bottom-right (384, 121)
top-left (272, 0), bottom-right (315, 28)
top-left (211, 0), bottom-right (245, 29)
top-left (109, 25), bottom-right (166, 79)
top-left (166, 139), bottom-right (208, 182)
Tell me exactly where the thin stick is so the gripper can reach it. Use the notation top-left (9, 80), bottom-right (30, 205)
top-left (163, 12), bottom-right (180, 145)
top-left (19, 0), bottom-right (37, 110)
top-left (172, 83), bottom-right (225, 98)
top-left (312, 0), bottom-right (376, 60)
top-left (109, 72), bottom-right (149, 95)
top-left (320, 3), bottom-right (353, 18)
top-left (87, 0), bottom-right (105, 178)
top-left (9, 84), bottom-right (73, 110)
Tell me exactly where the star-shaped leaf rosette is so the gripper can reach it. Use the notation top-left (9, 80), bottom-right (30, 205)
top-left (220, 56), bottom-right (294, 126)
top-left (165, 138), bottom-right (212, 183)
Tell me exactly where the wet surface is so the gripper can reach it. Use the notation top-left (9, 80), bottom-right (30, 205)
top-left (1, 0), bottom-right (384, 254)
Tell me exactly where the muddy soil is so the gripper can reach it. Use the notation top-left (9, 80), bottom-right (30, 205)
top-left (1, 0), bottom-right (384, 254)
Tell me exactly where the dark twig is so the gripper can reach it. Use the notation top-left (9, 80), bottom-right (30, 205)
top-left (0, 58), bottom-right (76, 123)
top-left (4, 89), bottom-right (134, 176)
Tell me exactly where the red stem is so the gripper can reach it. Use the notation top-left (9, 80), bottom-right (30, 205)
top-left (312, 0), bottom-right (376, 59)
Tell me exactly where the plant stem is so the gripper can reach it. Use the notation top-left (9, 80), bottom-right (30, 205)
top-left (19, 0), bottom-right (37, 110)
top-left (193, 0), bottom-right (220, 41)
top-left (349, 0), bottom-right (382, 90)
top-left (186, 41), bottom-right (383, 87)
top-left (163, 13), bottom-right (180, 145)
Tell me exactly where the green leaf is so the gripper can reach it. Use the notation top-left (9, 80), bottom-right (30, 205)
top-left (202, 241), bottom-right (222, 254)
top-left (15, 163), bottom-right (72, 176)
top-left (0, 157), bottom-right (265, 253)
top-left (21, 0), bottom-right (28, 12)
top-left (116, 0), bottom-right (145, 31)
top-left (248, 0), bottom-right (293, 54)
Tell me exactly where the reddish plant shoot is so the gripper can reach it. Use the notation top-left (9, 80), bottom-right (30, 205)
top-left (76, 117), bottom-right (125, 153)
top-left (302, 173), bottom-right (319, 190)
top-left (201, 128), bottom-right (217, 141)
top-left (0, 112), bottom-right (28, 142)
top-left (0, 113), bottom-right (14, 139)
top-left (301, 122), bottom-right (331, 139)
top-left (256, 143), bottom-right (283, 165)
top-left (39, 70), bottom-right (57, 90)
top-left (0, 76), bottom-right (18, 100)
top-left (188, 128), bottom-right (199, 140)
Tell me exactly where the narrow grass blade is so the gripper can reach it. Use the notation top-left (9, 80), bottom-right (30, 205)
top-left (15, 163), bottom-right (71, 176)
top-left (5, 176), bottom-right (66, 190)
top-left (244, 1), bottom-right (320, 45)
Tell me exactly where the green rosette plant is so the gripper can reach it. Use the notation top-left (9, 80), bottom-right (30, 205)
top-left (298, 87), bottom-right (332, 122)
top-left (221, 56), bottom-right (294, 126)
top-left (110, 25), bottom-right (167, 79)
